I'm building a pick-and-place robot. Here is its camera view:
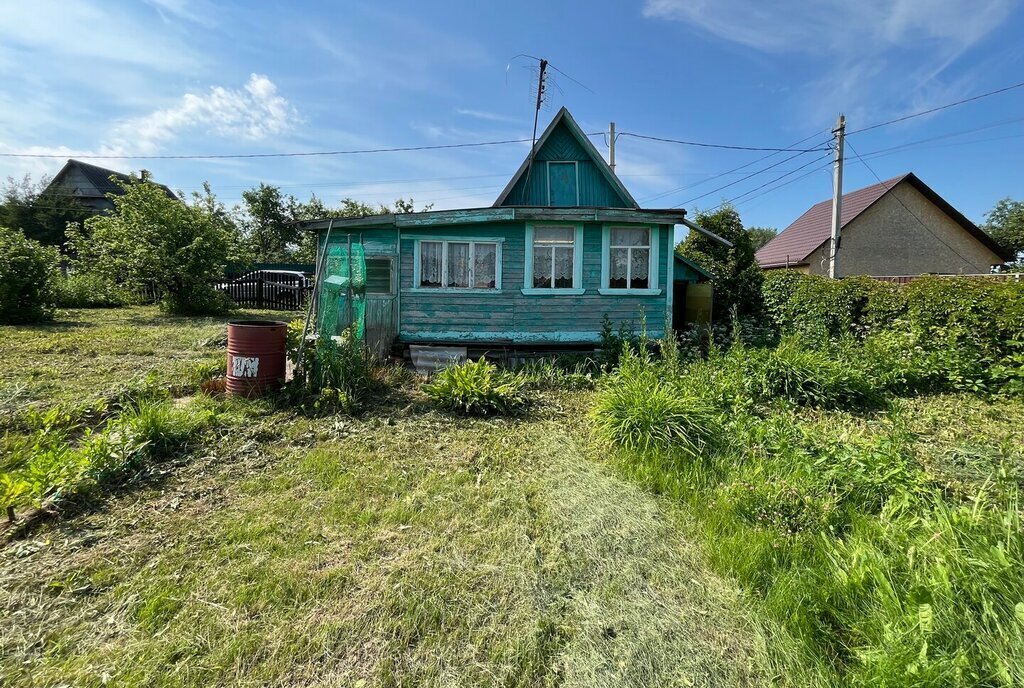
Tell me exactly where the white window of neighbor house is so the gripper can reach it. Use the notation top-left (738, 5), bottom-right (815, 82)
top-left (418, 240), bottom-right (498, 290)
top-left (608, 227), bottom-right (651, 289)
top-left (532, 226), bottom-right (576, 288)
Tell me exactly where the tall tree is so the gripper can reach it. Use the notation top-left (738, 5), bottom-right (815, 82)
top-left (677, 204), bottom-right (764, 322)
top-left (746, 226), bottom-right (777, 252)
top-left (0, 174), bottom-right (92, 250)
top-left (982, 198), bottom-right (1024, 267)
top-left (68, 177), bottom-right (234, 314)
top-left (240, 183), bottom-right (300, 263)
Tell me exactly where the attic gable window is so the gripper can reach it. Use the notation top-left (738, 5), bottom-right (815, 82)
top-left (547, 161), bottom-right (579, 207)
top-left (418, 240), bottom-right (498, 290)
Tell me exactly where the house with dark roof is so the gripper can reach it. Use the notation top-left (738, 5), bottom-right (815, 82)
top-left (756, 173), bottom-right (1011, 277)
top-left (43, 159), bottom-right (178, 213)
top-left (300, 107), bottom-right (729, 352)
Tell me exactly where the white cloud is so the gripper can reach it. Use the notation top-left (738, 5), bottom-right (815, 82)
top-left (643, 0), bottom-right (1014, 123)
top-left (0, 0), bottom-right (202, 72)
top-left (0, 75), bottom-right (299, 178)
top-left (144, 0), bottom-right (219, 26)
top-left (108, 74), bottom-right (299, 155)
top-left (455, 109), bottom-right (521, 124)
top-left (642, 0), bottom-right (1011, 55)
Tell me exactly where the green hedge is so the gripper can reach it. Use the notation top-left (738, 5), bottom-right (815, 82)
top-left (0, 226), bottom-right (60, 324)
top-left (763, 271), bottom-right (1024, 351)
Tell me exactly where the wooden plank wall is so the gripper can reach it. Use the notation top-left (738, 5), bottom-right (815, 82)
top-left (398, 222), bottom-right (670, 343)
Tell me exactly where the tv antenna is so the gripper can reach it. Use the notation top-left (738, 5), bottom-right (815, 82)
top-left (506, 55), bottom-right (593, 200)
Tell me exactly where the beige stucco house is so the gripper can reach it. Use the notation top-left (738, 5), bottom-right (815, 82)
top-left (756, 173), bottom-right (1011, 277)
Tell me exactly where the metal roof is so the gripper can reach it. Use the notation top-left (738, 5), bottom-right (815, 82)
top-left (45, 159), bottom-right (178, 201)
top-left (755, 172), bottom-right (1012, 267)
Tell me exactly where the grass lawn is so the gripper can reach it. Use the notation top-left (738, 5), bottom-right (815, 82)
top-left (0, 308), bottom-right (770, 687)
top-left (0, 306), bottom-right (284, 412)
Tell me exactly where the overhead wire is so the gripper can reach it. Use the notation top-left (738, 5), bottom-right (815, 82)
top-left (617, 131), bottom-right (829, 152)
top-left (640, 129), bottom-right (830, 204)
top-left (847, 79), bottom-right (1024, 135)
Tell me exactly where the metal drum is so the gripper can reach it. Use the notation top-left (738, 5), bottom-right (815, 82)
top-left (226, 320), bottom-right (288, 397)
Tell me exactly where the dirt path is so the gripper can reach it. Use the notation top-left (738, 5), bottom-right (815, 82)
top-left (1, 407), bottom-right (769, 686)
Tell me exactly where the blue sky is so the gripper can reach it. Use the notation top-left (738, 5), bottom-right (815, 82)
top-left (1, 0), bottom-right (1022, 237)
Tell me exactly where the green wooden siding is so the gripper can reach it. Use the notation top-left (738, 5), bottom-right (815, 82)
top-left (396, 222), bottom-right (670, 343)
top-left (499, 120), bottom-right (631, 208)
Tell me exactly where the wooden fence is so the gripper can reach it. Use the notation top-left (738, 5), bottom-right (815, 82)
top-left (215, 271), bottom-right (312, 310)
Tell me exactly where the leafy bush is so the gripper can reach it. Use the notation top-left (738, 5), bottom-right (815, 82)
top-left (52, 271), bottom-right (124, 308)
top-left (283, 329), bottom-right (379, 413)
top-left (592, 348), bottom-right (719, 456)
top-left (67, 179), bottom-right (236, 315)
top-left (423, 357), bottom-right (527, 416)
top-left (0, 225), bottom-right (60, 324)
top-left (738, 338), bottom-right (881, 410)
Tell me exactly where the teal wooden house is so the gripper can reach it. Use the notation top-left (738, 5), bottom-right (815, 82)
top-left (302, 108), bottom-right (726, 353)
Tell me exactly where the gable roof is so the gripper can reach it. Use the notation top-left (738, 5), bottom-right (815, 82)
top-left (44, 159), bottom-right (178, 201)
top-left (493, 107), bottom-right (639, 209)
top-left (755, 173), bottom-right (1012, 267)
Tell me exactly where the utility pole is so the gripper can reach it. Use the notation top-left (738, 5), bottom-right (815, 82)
top-left (609, 121), bottom-right (616, 174)
top-left (828, 114), bottom-right (845, 279)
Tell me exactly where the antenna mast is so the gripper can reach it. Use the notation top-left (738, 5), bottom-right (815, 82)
top-left (522, 59), bottom-right (548, 196)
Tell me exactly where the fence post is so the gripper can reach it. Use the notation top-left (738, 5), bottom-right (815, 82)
top-left (256, 275), bottom-right (264, 309)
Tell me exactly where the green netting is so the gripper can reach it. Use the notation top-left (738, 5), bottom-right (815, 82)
top-left (317, 242), bottom-right (366, 340)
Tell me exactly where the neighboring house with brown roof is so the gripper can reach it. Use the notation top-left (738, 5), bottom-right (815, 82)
top-left (756, 173), bottom-right (1011, 277)
top-left (43, 159), bottom-right (178, 213)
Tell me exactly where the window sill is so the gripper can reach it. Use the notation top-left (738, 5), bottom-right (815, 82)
top-left (520, 288), bottom-right (586, 296)
top-left (598, 288), bottom-right (662, 296)
top-left (403, 288), bottom-right (503, 294)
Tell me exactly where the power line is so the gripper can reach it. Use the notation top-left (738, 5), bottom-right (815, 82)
top-left (719, 152), bottom-right (834, 208)
top-left (640, 129), bottom-right (830, 204)
top-left (844, 139), bottom-right (984, 269)
top-left (847, 80), bottom-right (1024, 135)
top-left (617, 131), bottom-right (829, 152)
top-left (0, 137), bottom-right (559, 160)
top-left (671, 147), bottom-right (824, 208)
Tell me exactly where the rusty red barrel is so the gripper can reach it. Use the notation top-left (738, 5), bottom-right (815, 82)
top-left (226, 320), bottom-right (288, 397)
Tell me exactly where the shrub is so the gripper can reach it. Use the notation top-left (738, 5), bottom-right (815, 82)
top-left (283, 330), bottom-right (380, 413)
top-left (0, 225), bottom-right (60, 324)
top-left (423, 357), bottom-right (527, 416)
top-left (592, 348), bottom-right (719, 456)
top-left (67, 179), bottom-right (236, 316)
top-left (738, 339), bottom-right (880, 410)
top-left (762, 270), bottom-right (904, 342)
top-left (53, 271), bottom-right (124, 308)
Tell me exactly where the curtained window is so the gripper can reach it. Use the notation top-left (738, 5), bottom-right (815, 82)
top-left (608, 228), bottom-right (651, 289)
top-left (418, 240), bottom-right (498, 290)
top-left (531, 226), bottom-right (576, 289)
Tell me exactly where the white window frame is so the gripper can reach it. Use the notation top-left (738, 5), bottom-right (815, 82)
top-left (546, 160), bottom-right (580, 206)
top-left (522, 223), bottom-right (585, 295)
top-left (599, 225), bottom-right (661, 295)
top-left (412, 238), bottom-right (502, 291)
